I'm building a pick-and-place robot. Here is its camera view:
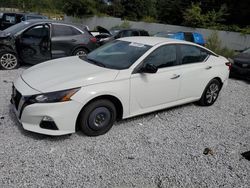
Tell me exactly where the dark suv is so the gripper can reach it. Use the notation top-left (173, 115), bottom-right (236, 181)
top-left (0, 19), bottom-right (98, 69)
top-left (93, 26), bottom-right (149, 45)
top-left (0, 12), bottom-right (47, 30)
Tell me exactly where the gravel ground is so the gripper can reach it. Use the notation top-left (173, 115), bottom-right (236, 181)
top-left (0, 67), bottom-right (249, 188)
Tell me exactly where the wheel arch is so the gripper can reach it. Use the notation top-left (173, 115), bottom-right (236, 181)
top-left (75, 94), bottom-right (124, 131)
top-left (213, 77), bottom-right (223, 88)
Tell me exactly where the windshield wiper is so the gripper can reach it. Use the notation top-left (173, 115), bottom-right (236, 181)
top-left (87, 58), bottom-right (106, 68)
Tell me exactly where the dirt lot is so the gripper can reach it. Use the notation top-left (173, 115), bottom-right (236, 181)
top-left (0, 68), bottom-right (249, 188)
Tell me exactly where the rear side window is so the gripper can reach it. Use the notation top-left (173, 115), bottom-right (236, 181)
top-left (26, 16), bottom-right (43, 20)
top-left (180, 45), bottom-right (210, 65)
top-left (184, 32), bottom-right (194, 42)
top-left (140, 30), bottom-right (149, 36)
top-left (52, 24), bottom-right (82, 37)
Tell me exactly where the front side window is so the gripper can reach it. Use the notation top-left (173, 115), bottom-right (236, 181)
top-left (22, 25), bottom-right (49, 39)
top-left (85, 40), bottom-right (151, 70)
top-left (180, 45), bottom-right (209, 65)
top-left (143, 45), bottom-right (177, 69)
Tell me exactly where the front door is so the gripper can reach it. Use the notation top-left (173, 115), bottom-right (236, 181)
top-left (18, 24), bottom-right (51, 64)
top-left (130, 44), bottom-right (181, 116)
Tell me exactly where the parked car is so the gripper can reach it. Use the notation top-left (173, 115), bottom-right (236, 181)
top-left (229, 47), bottom-right (250, 80)
top-left (93, 26), bottom-right (149, 45)
top-left (154, 31), bottom-right (205, 46)
top-left (0, 12), bottom-right (47, 30)
top-left (0, 19), bottom-right (98, 70)
top-left (11, 37), bottom-right (230, 136)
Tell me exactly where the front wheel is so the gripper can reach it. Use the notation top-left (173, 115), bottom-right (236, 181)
top-left (78, 99), bottom-right (117, 136)
top-left (198, 79), bottom-right (222, 106)
top-left (0, 51), bottom-right (19, 70)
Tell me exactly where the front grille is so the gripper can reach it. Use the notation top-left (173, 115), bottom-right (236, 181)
top-left (12, 86), bottom-right (22, 110)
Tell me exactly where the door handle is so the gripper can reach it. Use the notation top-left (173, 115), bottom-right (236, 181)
top-left (205, 66), bottom-right (212, 70)
top-left (171, 74), bottom-right (180, 79)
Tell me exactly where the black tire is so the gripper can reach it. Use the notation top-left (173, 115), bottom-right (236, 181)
top-left (198, 79), bottom-right (222, 106)
top-left (72, 48), bottom-right (88, 56)
top-left (78, 99), bottom-right (117, 136)
top-left (0, 50), bottom-right (19, 70)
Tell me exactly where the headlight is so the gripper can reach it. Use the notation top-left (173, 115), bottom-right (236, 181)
top-left (28, 88), bottom-right (80, 103)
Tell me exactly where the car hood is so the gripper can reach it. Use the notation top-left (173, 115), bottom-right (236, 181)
top-left (0, 31), bottom-right (12, 39)
top-left (233, 53), bottom-right (250, 64)
top-left (96, 26), bottom-right (112, 35)
top-left (21, 56), bottom-right (119, 93)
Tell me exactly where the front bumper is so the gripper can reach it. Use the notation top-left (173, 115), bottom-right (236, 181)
top-left (11, 79), bottom-right (83, 136)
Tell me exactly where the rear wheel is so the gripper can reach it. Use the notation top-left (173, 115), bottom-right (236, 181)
top-left (198, 79), bottom-right (221, 106)
top-left (73, 48), bottom-right (88, 57)
top-left (78, 99), bottom-right (117, 136)
top-left (0, 51), bottom-right (19, 70)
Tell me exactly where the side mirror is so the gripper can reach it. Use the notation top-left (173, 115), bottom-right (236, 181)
top-left (141, 63), bottom-right (158, 73)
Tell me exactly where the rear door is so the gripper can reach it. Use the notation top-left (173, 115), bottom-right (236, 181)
top-left (51, 24), bottom-right (83, 58)
top-left (177, 44), bottom-right (213, 99)
top-left (18, 24), bottom-right (52, 64)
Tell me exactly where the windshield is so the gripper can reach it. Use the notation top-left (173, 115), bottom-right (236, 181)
top-left (243, 48), bottom-right (250, 54)
top-left (3, 21), bottom-right (31, 34)
top-left (84, 40), bottom-right (151, 70)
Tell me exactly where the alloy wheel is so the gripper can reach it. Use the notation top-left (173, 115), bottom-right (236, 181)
top-left (206, 83), bottom-right (219, 104)
top-left (0, 53), bottom-right (18, 70)
top-left (76, 50), bottom-right (87, 56)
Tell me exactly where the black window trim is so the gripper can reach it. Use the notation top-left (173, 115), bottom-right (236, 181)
top-left (132, 42), bottom-right (218, 74)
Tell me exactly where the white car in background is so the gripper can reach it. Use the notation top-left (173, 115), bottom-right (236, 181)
top-left (11, 37), bottom-right (230, 136)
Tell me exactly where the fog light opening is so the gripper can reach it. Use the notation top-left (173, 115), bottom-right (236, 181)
top-left (42, 116), bottom-right (54, 122)
top-left (40, 116), bottom-right (58, 130)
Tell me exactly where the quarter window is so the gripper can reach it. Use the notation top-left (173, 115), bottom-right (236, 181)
top-left (52, 24), bottom-right (81, 37)
top-left (180, 45), bottom-right (209, 64)
top-left (144, 45), bottom-right (177, 69)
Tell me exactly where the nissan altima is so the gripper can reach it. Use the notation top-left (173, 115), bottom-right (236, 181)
top-left (11, 37), bottom-right (230, 136)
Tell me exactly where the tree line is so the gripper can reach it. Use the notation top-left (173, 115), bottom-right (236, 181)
top-left (0, 0), bottom-right (249, 32)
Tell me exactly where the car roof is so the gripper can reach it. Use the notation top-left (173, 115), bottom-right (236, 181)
top-left (19, 19), bottom-right (87, 31)
top-left (119, 36), bottom-right (217, 55)
top-left (119, 36), bottom-right (194, 46)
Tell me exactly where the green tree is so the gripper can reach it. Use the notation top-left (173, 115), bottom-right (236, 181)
top-left (183, 2), bottom-right (228, 28)
top-left (62, 0), bottom-right (97, 17)
top-left (156, 0), bottom-right (183, 24)
top-left (121, 0), bottom-right (156, 20)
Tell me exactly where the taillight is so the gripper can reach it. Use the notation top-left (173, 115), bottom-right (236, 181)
top-left (225, 62), bottom-right (232, 70)
top-left (90, 37), bottom-right (97, 43)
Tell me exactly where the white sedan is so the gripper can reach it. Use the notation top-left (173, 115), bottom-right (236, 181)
top-left (11, 37), bottom-right (230, 136)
